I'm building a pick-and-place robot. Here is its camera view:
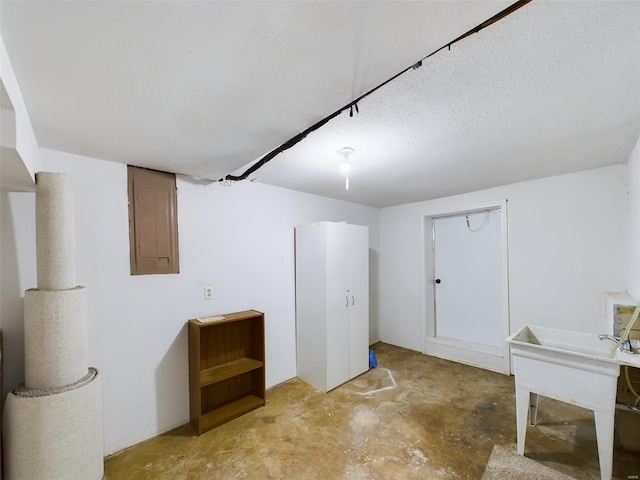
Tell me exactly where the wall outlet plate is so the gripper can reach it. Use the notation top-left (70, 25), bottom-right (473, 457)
top-left (204, 286), bottom-right (213, 300)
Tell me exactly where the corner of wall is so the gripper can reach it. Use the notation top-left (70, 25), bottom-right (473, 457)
top-left (0, 34), bottom-right (40, 190)
top-left (625, 134), bottom-right (640, 299)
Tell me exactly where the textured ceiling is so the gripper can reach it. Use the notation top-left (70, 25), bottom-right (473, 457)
top-left (0, 1), bottom-right (510, 187)
top-left (1, 1), bottom-right (639, 207)
top-left (255, 0), bottom-right (640, 206)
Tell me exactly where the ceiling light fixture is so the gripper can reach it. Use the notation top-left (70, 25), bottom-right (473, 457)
top-left (337, 147), bottom-right (355, 191)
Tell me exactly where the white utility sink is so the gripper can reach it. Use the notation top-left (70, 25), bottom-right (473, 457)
top-left (507, 325), bottom-right (640, 480)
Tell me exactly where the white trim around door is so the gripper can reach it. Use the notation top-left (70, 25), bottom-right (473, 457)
top-left (421, 200), bottom-right (511, 374)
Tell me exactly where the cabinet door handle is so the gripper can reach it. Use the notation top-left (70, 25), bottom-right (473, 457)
top-left (351, 295), bottom-right (355, 306)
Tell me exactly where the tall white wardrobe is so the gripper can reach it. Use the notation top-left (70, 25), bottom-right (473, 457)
top-left (295, 221), bottom-right (369, 392)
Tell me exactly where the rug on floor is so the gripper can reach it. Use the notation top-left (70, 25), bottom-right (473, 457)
top-left (481, 445), bottom-right (577, 480)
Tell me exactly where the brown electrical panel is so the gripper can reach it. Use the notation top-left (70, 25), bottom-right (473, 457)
top-left (127, 165), bottom-right (179, 275)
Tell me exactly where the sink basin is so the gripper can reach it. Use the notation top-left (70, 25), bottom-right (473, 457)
top-left (507, 324), bottom-right (635, 480)
top-left (508, 324), bottom-right (640, 367)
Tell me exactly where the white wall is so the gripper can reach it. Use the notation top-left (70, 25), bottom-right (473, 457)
top-left (0, 149), bottom-right (379, 455)
top-left (626, 136), bottom-right (640, 299)
top-left (1, 190), bottom-right (37, 390)
top-left (379, 165), bottom-right (628, 352)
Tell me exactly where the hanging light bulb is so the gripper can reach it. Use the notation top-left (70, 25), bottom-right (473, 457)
top-left (337, 147), bottom-right (354, 192)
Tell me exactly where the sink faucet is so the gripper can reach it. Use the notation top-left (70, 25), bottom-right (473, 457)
top-left (599, 334), bottom-right (634, 353)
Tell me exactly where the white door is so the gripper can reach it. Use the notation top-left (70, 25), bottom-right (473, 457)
top-left (428, 208), bottom-right (509, 373)
top-left (347, 224), bottom-right (369, 379)
top-left (325, 224), bottom-right (351, 390)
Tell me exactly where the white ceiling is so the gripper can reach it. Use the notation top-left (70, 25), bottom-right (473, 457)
top-left (2, 1), bottom-right (639, 207)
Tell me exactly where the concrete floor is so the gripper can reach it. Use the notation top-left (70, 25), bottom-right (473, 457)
top-left (104, 343), bottom-right (640, 479)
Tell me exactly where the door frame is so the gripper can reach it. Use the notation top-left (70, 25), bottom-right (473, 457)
top-left (420, 199), bottom-right (511, 374)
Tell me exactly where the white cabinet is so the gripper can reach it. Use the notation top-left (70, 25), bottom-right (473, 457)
top-left (295, 221), bottom-right (369, 392)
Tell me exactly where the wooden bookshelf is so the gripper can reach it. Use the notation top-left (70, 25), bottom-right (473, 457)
top-left (188, 310), bottom-right (265, 435)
